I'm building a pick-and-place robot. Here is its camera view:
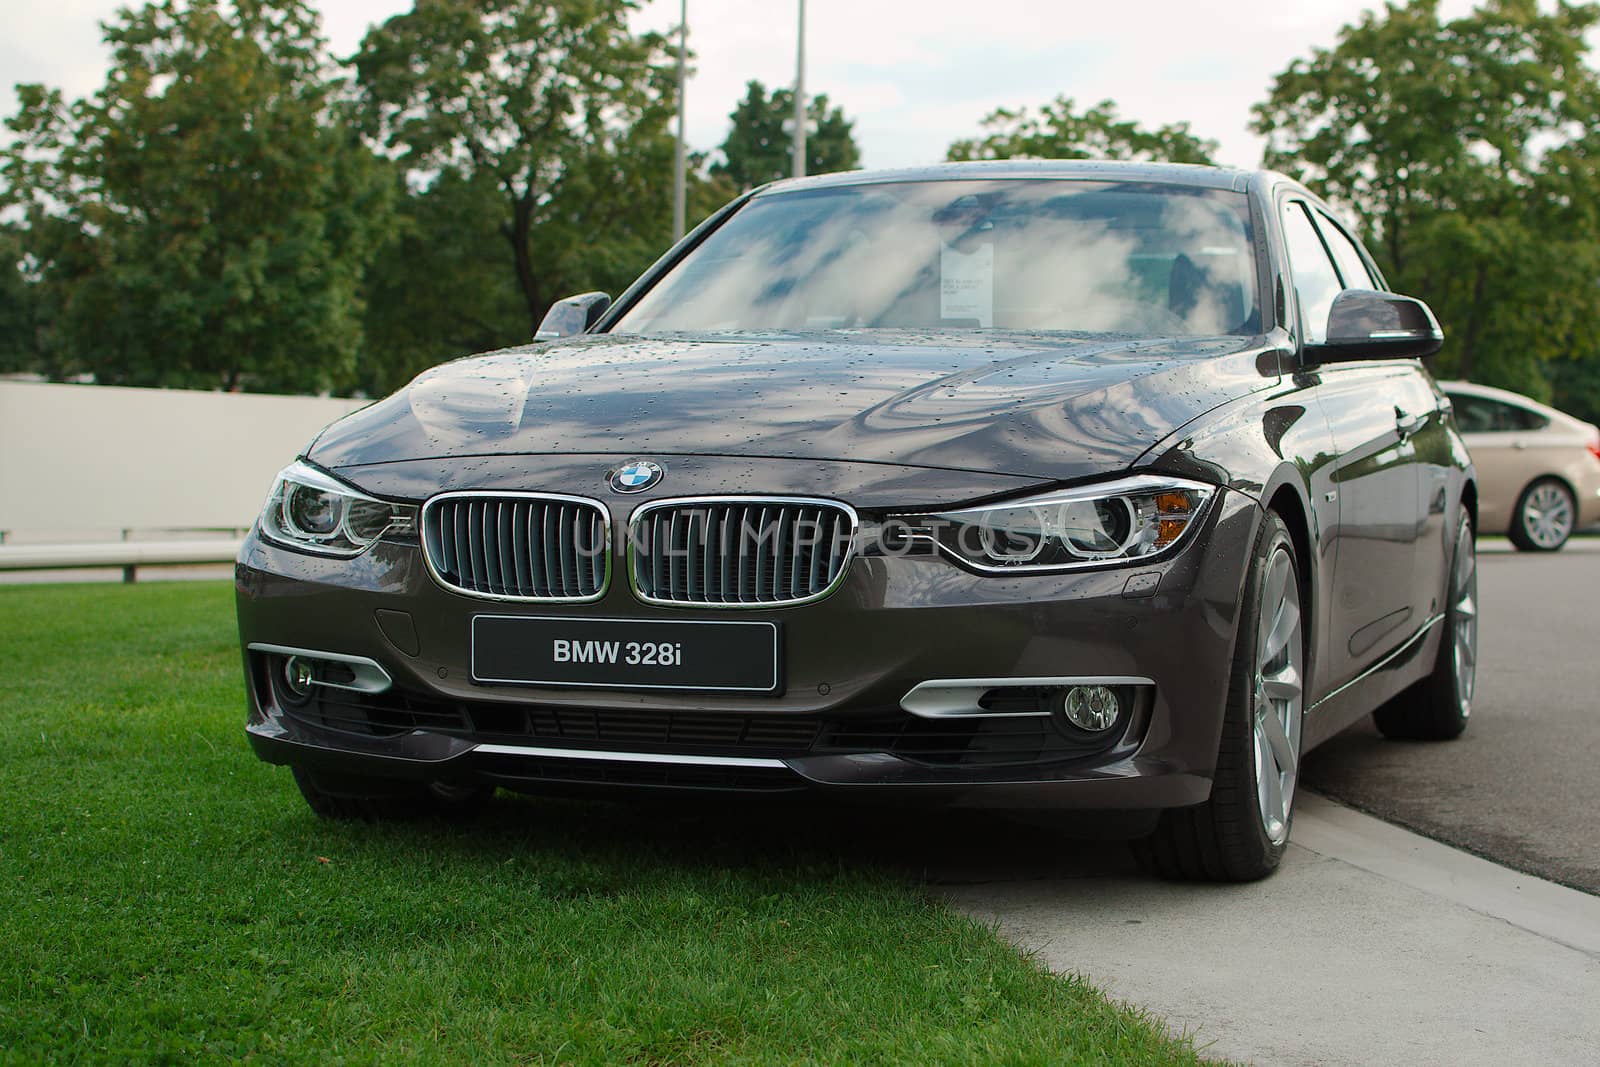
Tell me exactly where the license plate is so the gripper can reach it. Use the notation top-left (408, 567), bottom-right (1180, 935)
top-left (470, 616), bottom-right (781, 693)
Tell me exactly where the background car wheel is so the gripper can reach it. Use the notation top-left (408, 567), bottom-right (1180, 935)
top-left (291, 767), bottom-right (494, 822)
top-left (1135, 510), bottom-right (1304, 882)
top-left (1374, 512), bottom-right (1477, 741)
top-left (1508, 477), bottom-right (1575, 551)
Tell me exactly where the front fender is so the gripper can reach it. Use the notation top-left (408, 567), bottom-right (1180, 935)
top-left (1137, 377), bottom-right (1341, 706)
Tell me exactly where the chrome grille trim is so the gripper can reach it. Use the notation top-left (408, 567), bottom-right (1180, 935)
top-left (629, 496), bottom-right (859, 608)
top-left (472, 743), bottom-right (789, 769)
top-left (421, 492), bottom-right (610, 602)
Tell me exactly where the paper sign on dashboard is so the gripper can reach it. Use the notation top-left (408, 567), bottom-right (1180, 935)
top-left (940, 243), bottom-right (994, 327)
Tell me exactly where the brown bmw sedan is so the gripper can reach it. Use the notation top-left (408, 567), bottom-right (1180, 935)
top-left (237, 161), bottom-right (1478, 881)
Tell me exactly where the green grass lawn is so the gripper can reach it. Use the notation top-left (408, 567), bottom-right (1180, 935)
top-left (0, 581), bottom-right (1207, 1064)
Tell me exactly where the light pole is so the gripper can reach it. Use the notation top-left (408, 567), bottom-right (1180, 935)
top-left (672, 0), bottom-right (687, 241)
top-left (792, 0), bottom-right (806, 178)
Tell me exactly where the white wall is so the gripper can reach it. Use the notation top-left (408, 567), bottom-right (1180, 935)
top-left (0, 381), bottom-right (370, 534)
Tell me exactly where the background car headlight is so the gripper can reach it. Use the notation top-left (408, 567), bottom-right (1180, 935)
top-left (259, 460), bottom-right (416, 557)
top-left (892, 475), bottom-right (1215, 573)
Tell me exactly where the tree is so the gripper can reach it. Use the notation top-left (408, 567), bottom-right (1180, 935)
top-left (0, 0), bottom-right (394, 393)
top-left (0, 224), bottom-right (43, 374)
top-left (355, 171), bottom-right (528, 396)
top-left (947, 96), bottom-right (1217, 164)
top-left (711, 80), bottom-right (860, 190)
top-left (1252, 0), bottom-right (1600, 400)
top-left (351, 0), bottom-right (683, 344)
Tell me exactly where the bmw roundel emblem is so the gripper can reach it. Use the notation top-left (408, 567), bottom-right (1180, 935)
top-left (609, 459), bottom-right (664, 494)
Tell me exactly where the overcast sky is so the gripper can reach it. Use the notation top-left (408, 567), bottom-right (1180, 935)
top-left (2, 0), bottom-right (1500, 169)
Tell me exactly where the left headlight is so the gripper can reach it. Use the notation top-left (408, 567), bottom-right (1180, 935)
top-left (890, 474), bottom-right (1215, 573)
top-left (258, 460), bottom-right (417, 558)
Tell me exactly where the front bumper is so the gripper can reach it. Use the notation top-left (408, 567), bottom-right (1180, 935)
top-left (237, 484), bottom-right (1260, 810)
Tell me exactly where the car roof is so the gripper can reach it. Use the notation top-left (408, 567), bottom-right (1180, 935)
top-left (1440, 380), bottom-right (1590, 427)
top-left (1440, 380), bottom-right (1546, 408)
top-left (753, 159), bottom-right (1259, 196)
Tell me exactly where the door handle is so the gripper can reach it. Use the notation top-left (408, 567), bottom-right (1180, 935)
top-left (1512, 440), bottom-right (1528, 450)
top-left (1395, 407), bottom-right (1426, 439)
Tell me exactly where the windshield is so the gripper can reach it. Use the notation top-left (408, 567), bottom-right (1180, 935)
top-left (611, 179), bottom-right (1261, 338)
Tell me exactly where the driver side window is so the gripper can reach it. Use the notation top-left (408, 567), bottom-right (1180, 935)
top-left (1281, 202), bottom-right (1343, 343)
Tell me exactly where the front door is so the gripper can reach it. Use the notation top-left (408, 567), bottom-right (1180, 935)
top-left (1316, 364), bottom-right (1428, 688)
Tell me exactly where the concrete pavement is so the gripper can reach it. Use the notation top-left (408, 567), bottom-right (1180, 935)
top-left (1303, 536), bottom-right (1600, 893)
top-left (945, 792), bottom-right (1600, 1066)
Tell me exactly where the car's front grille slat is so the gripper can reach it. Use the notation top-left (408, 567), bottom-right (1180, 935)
top-left (510, 501), bottom-right (530, 595)
top-left (632, 498), bottom-right (855, 607)
top-left (496, 502), bottom-right (514, 596)
top-left (452, 506), bottom-right (469, 591)
top-left (789, 509), bottom-right (805, 601)
top-left (423, 494), bottom-right (607, 601)
top-left (588, 510), bottom-right (606, 594)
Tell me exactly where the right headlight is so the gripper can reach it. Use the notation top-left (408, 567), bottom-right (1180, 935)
top-left (258, 460), bottom-right (416, 558)
top-left (889, 474), bottom-right (1215, 573)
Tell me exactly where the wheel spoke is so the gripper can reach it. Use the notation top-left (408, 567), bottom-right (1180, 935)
top-left (1258, 704), bottom-right (1297, 777)
top-left (1254, 727), bottom-right (1275, 821)
top-left (1262, 596), bottom-right (1300, 664)
top-left (1455, 592), bottom-right (1476, 621)
top-left (1261, 556), bottom-right (1290, 626)
top-left (1260, 663), bottom-right (1302, 703)
top-left (1260, 742), bottom-right (1286, 826)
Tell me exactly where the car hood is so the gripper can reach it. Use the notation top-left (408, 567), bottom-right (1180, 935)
top-left (310, 330), bottom-right (1280, 482)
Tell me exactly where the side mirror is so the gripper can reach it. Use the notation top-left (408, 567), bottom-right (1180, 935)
top-left (1305, 289), bottom-right (1443, 363)
top-left (535, 292), bottom-right (612, 340)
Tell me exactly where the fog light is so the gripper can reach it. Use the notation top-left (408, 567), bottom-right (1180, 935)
top-left (283, 656), bottom-right (315, 698)
top-left (1060, 685), bottom-right (1120, 732)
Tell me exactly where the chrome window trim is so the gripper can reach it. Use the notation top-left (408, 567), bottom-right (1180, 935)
top-left (419, 490), bottom-right (612, 604)
top-left (627, 495), bottom-right (860, 609)
top-left (472, 743), bottom-right (789, 770)
top-left (246, 642), bottom-right (394, 694)
top-left (901, 676), bottom-right (1155, 718)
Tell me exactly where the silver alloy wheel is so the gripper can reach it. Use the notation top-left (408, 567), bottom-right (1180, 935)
top-left (1521, 482), bottom-right (1574, 549)
top-left (1253, 547), bottom-right (1304, 847)
top-left (1451, 523), bottom-right (1478, 717)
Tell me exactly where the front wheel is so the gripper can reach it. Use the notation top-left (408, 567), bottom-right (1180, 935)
top-left (1508, 478), bottom-right (1575, 551)
top-left (1135, 510), bottom-right (1305, 882)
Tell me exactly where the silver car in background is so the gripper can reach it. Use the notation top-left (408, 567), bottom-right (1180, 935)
top-left (1441, 381), bottom-right (1600, 551)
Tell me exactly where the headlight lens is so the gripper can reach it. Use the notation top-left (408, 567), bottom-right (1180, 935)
top-left (259, 460), bottom-right (416, 557)
top-left (891, 475), bottom-right (1214, 573)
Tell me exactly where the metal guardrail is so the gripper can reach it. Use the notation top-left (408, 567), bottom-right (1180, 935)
top-left (0, 538), bottom-right (242, 582)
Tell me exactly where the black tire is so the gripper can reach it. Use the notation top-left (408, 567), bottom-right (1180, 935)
top-left (1374, 512), bottom-right (1476, 741)
top-left (1134, 511), bottom-right (1304, 882)
top-left (291, 766), bottom-right (495, 822)
top-left (1507, 477), bottom-right (1575, 552)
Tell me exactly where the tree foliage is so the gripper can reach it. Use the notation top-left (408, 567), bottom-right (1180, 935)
top-left (7, 0), bottom-right (1600, 418)
top-left (947, 96), bottom-right (1217, 164)
top-left (711, 80), bottom-right (860, 191)
top-left (0, 0), bottom-right (393, 393)
top-left (0, 223), bottom-right (43, 374)
top-left (1253, 0), bottom-right (1600, 410)
top-left (350, 0), bottom-right (687, 363)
